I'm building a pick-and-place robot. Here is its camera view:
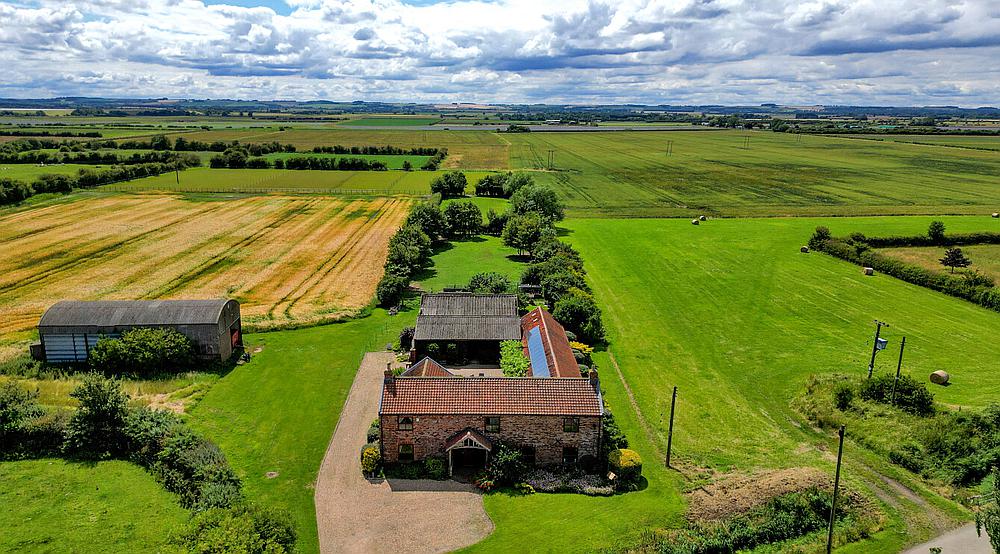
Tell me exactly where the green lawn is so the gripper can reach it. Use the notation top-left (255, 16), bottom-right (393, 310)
top-left (112, 167), bottom-right (491, 195)
top-left (506, 131), bottom-right (1000, 217)
top-left (880, 243), bottom-right (1000, 281)
top-left (442, 196), bottom-right (511, 220)
top-left (186, 310), bottom-right (413, 554)
top-left (413, 235), bottom-right (525, 292)
top-left (0, 459), bottom-right (188, 553)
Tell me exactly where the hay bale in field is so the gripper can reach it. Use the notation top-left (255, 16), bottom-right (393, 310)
top-left (930, 370), bottom-right (950, 385)
top-left (800, 246), bottom-right (809, 253)
top-left (992, 212), bottom-right (999, 218)
top-left (691, 219), bottom-right (700, 225)
top-left (863, 267), bottom-right (875, 276)
top-left (699, 215), bottom-right (707, 221)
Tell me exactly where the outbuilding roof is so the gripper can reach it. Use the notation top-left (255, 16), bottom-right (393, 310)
top-left (39, 300), bottom-right (235, 328)
top-left (380, 376), bottom-right (603, 416)
top-left (414, 293), bottom-right (521, 341)
top-left (401, 357), bottom-right (454, 377)
top-left (521, 307), bottom-right (580, 378)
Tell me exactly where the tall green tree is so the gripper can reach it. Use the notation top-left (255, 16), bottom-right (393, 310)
top-left (511, 183), bottom-right (564, 222)
top-left (928, 220), bottom-right (946, 243)
top-left (443, 201), bottom-right (482, 237)
top-left (502, 212), bottom-right (547, 256)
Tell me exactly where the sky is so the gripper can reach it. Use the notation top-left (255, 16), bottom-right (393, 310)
top-left (1, 0), bottom-right (999, 106)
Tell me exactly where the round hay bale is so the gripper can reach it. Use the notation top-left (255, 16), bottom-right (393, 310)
top-left (993, 213), bottom-right (999, 218)
top-left (863, 267), bottom-right (875, 276)
top-left (930, 370), bottom-right (950, 385)
top-left (699, 215), bottom-right (707, 221)
top-left (800, 246), bottom-right (810, 253)
top-left (691, 219), bottom-right (700, 225)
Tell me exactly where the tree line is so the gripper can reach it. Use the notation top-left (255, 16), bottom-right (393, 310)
top-left (311, 145), bottom-right (443, 156)
top-left (0, 149), bottom-right (199, 166)
top-left (1, 161), bottom-right (195, 206)
top-left (0, 129), bottom-right (102, 138)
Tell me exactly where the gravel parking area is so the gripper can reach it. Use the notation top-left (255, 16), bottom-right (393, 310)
top-left (315, 352), bottom-right (493, 554)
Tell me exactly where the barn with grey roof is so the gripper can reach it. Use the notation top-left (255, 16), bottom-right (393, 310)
top-left (410, 293), bottom-right (521, 366)
top-left (35, 299), bottom-right (242, 363)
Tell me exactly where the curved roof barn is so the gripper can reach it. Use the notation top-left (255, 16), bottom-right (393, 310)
top-left (39, 300), bottom-right (236, 328)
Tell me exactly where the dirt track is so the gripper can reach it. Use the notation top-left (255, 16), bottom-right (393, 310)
top-left (315, 352), bottom-right (493, 554)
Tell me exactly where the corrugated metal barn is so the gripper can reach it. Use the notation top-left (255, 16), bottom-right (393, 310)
top-left (36, 299), bottom-right (242, 363)
top-left (411, 293), bottom-right (520, 365)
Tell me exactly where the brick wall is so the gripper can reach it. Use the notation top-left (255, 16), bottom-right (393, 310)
top-left (381, 412), bottom-right (601, 466)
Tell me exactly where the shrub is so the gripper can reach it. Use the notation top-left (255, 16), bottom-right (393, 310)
top-left (169, 503), bottom-right (297, 554)
top-left (524, 469), bottom-right (613, 496)
top-left (468, 272), bottom-right (513, 294)
top-left (608, 449), bottom-right (642, 489)
top-left (601, 407), bottom-right (629, 458)
top-left (504, 172), bottom-right (534, 197)
top-left (376, 272), bottom-right (409, 307)
top-left (424, 457), bottom-right (447, 480)
top-left (833, 382), bottom-right (854, 411)
top-left (808, 226), bottom-right (831, 249)
top-left (361, 444), bottom-right (381, 477)
top-left (153, 425), bottom-right (243, 510)
top-left (63, 373), bottom-right (130, 458)
top-left (398, 327), bottom-right (415, 352)
top-left (552, 290), bottom-right (605, 343)
top-left (123, 405), bottom-right (182, 467)
top-left (929, 220), bottom-right (946, 243)
top-left (857, 374), bottom-right (934, 416)
top-left (500, 340), bottom-right (530, 377)
top-left (486, 442), bottom-right (527, 486)
top-left (0, 381), bottom-right (67, 460)
top-left (89, 327), bottom-right (195, 376)
top-left (0, 380), bottom-right (43, 438)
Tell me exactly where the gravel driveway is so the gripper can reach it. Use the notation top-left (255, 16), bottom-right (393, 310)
top-left (315, 352), bottom-right (493, 554)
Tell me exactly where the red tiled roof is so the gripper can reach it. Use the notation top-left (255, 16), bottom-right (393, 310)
top-left (380, 377), bottom-right (602, 416)
top-left (402, 357), bottom-right (454, 377)
top-left (444, 428), bottom-right (493, 451)
top-left (520, 307), bottom-right (581, 378)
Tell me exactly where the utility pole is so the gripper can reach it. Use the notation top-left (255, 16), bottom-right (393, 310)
top-left (891, 336), bottom-right (906, 405)
top-left (547, 149), bottom-right (555, 170)
top-left (666, 386), bottom-right (677, 468)
top-left (826, 425), bottom-right (846, 554)
top-left (867, 320), bottom-right (888, 379)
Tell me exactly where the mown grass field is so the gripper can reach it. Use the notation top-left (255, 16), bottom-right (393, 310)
top-left (0, 193), bottom-right (410, 346)
top-left (506, 131), bottom-right (1000, 217)
top-left (340, 117), bottom-right (441, 127)
top-left (262, 151), bottom-right (432, 169)
top-left (188, 309), bottom-right (408, 554)
top-left (880, 243), bottom-right (1000, 281)
top-left (114, 167), bottom-right (491, 195)
top-left (846, 134), bottom-right (1000, 151)
top-left (0, 459), bottom-right (188, 552)
top-left (176, 128), bottom-right (509, 169)
top-left (0, 163), bottom-right (113, 180)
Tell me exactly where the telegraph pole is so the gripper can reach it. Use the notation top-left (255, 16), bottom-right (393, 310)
top-left (826, 425), bottom-right (846, 554)
top-left (890, 337), bottom-right (906, 405)
top-left (666, 386), bottom-right (677, 468)
top-left (867, 320), bottom-right (888, 379)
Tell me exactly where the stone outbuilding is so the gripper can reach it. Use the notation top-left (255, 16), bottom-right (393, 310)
top-left (35, 299), bottom-right (242, 363)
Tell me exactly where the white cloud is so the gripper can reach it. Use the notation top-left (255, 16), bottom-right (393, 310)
top-left (0, 0), bottom-right (997, 105)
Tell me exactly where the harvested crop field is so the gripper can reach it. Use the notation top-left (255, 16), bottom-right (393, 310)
top-left (0, 193), bottom-right (410, 344)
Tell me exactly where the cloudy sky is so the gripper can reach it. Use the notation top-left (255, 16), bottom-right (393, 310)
top-left (2, 0), bottom-right (999, 105)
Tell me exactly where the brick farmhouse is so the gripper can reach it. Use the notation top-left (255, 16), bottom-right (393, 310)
top-left (380, 293), bottom-right (603, 475)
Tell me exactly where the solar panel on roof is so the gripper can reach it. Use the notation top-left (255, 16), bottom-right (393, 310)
top-left (526, 327), bottom-right (550, 377)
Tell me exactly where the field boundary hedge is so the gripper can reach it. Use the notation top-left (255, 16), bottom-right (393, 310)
top-left (103, 184), bottom-right (428, 197)
top-left (810, 228), bottom-right (1000, 313)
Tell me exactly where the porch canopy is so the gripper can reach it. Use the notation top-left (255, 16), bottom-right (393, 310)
top-left (445, 428), bottom-right (493, 475)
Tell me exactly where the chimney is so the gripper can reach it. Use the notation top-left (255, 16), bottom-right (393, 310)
top-left (588, 369), bottom-right (599, 390)
top-left (384, 366), bottom-right (394, 383)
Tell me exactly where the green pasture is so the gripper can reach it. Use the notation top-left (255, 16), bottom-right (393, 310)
top-left (0, 459), bottom-right (188, 552)
top-left (0, 125), bottom-right (172, 139)
top-left (112, 167), bottom-right (491, 195)
top-left (506, 131), bottom-right (1000, 217)
top-left (846, 134), bottom-right (1000, 151)
top-left (262, 151), bottom-right (431, 169)
top-left (442, 196), bottom-right (510, 220)
top-left (340, 117), bottom-right (441, 127)
top-left (414, 235), bottom-right (524, 292)
top-left (0, 163), bottom-right (110, 180)
top-left (564, 215), bottom-right (1000, 471)
top-left (880, 243), bottom-right (1000, 281)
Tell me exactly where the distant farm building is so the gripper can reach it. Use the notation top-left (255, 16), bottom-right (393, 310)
top-left (35, 299), bottom-right (242, 363)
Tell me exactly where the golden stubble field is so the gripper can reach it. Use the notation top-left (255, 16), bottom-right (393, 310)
top-left (0, 193), bottom-right (411, 349)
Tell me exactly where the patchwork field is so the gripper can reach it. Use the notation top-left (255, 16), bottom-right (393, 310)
top-left (0, 163), bottom-right (113, 180)
top-left (112, 167), bottom-right (491, 195)
top-left (880, 243), bottom-right (1000, 281)
top-left (507, 131), bottom-right (1000, 217)
top-left (175, 128), bottom-right (509, 169)
top-left (340, 117), bottom-right (441, 126)
top-left (0, 193), bottom-right (410, 345)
